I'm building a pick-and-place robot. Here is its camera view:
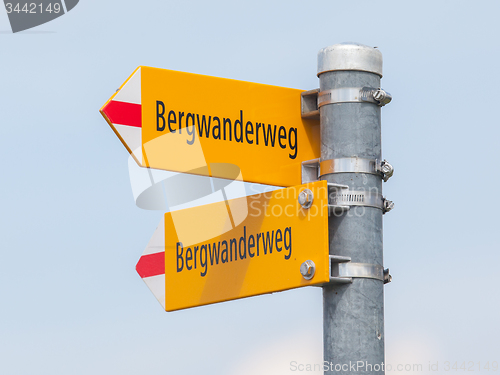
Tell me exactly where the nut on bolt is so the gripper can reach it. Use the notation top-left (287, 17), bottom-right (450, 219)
top-left (373, 89), bottom-right (392, 106)
top-left (383, 198), bottom-right (395, 214)
top-left (300, 260), bottom-right (316, 280)
top-left (384, 268), bottom-right (392, 284)
top-left (298, 189), bottom-right (314, 209)
top-left (380, 160), bottom-right (394, 182)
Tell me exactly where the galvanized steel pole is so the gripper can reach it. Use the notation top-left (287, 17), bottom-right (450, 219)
top-left (318, 43), bottom-right (388, 374)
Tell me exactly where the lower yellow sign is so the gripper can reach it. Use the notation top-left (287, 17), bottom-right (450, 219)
top-left (164, 181), bottom-right (329, 311)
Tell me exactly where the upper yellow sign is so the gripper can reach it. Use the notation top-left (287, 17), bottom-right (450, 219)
top-left (100, 66), bottom-right (320, 187)
top-left (162, 181), bottom-right (329, 311)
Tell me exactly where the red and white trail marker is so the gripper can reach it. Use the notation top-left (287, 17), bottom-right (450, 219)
top-left (100, 67), bottom-right (142, 160)
top-left (135, 217), bottom-right (165, 308)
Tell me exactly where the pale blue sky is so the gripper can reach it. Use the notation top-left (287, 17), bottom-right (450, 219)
top-left (1, 1), bottom-right (499, 374)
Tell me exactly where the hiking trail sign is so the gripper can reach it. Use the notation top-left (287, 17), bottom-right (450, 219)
top-left (135, 181), bottom-right (329, 311)
top-left (100, 67), bottom-right (320, 187)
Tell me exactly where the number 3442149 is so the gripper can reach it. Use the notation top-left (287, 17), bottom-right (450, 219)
top-left (444, 361), bottom-right (498, 371)
top-left (5, 3), bottom-right (62, 14)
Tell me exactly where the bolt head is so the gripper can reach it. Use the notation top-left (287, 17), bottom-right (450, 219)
top-left (300, 260), bottom-right (316, 280)
top-left (373, 90), bottom-right (384, 101)
top-left (298, 189), bottom-right (314, 209)
top-left (300, 262), bottom-right (312, 276)
top-left (381, 164), bottom-right (392, 174)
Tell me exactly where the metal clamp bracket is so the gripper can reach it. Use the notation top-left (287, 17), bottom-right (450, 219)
top-left (302, 158), bottom-right (394, 183)
top-left (318, 87), bottom-right (392, 107)
top-left (320, 157), bottom-right (394, 182)
top-left (301, 87), bottom-right (392, 118)
top-left (301, 89), bottom-right (320, 119)
top-left (331, 190), bottom-right (384, 210)
top-left (327, 183), bottom-right (394, 214)
top-left (327, 183), bottom-right (350, 213)
top-left (328, 183), bottom-right (383, 210)
top-left (301, 158), bottom-right (320, 184)
top-left (301, 163), bottom-right (395, 214)
top-left (329, 255), bottom-right (392, 284)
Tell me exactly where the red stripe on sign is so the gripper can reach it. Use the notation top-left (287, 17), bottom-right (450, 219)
top-left (102, 100), bottom-right (142, 127)
top-left (136, 252), bottom-right (165, 278)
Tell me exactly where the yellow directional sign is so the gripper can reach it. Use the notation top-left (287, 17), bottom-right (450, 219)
top-left (160, 181), bottom-right (329, 311)
top-left (100, 67), bottom-right (320, 187)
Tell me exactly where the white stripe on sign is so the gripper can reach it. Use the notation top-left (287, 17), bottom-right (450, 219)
top-left (143, 217), bottom-right (165, 256)
top-left (114, 124), bottom-right (141, 155)
top-left (114, 68), bottom-right (142, 105)
top-left (142, 274), bottom-right (165, 309)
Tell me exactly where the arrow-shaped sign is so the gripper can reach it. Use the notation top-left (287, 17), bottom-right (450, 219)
top-left (136, 181), bottom-right (329, 312)
top-left (100, 67), bottom-right (320, 187)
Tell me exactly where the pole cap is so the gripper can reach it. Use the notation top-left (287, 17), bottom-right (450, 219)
top-left (317, 43), bottom-right (383, 77)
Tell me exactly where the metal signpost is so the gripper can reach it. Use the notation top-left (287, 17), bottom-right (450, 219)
top-left (101, 42), bottom-right (393, 374)
top-left (315, 43), bottom-right (393, 373)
